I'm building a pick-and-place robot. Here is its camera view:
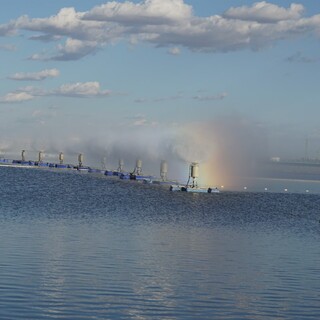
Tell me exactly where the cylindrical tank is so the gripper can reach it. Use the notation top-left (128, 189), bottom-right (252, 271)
top-left (190, 162), bottom-right (199, 179)
top-left (59, 152), bottom-right (64, 164)
top-left (38, 151), bottom-right (44, 163)
top-left (21, 150), bottom-right (26, 162)
top-left (136, 159), bottom-right (142, 175)
top-left (160, 160), bottom-right (168, 180)
top-left (78, 153), bottom-right (84, 167)
top-left (118, 159), bottom-right (124, 172)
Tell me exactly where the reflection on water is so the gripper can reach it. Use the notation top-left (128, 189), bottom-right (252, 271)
top-left (0, 167), bottom-right (320, 319)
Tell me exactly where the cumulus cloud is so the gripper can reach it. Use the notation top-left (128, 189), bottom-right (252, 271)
top-left (0, 21), bottom-right (16, 36)
top-left (14, 8), bottom-right (104, 40)
top-left (0, 1), bottom-right (320, 59)
top-left (0, 82), bottom-right (111, 103)
top-left (28, 53), bottom-right (48, 61)
top-left (53, 82), bottom-right (111, 97)
top-left (83, 0), bottom-right (192, 25)
top-left (8, 68), bottom-right (60, 81)
top-left (53, 38), bottom-right (99, 61)
top-left (0, 92), bottom-right (34, 103)
top-left (27, 39), bottom-right (100, 61)
top-left (223, 2), bottom-right (304, 23)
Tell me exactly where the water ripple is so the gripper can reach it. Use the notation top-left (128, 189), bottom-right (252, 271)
top-left (0, 167), bottom-right (320, 319)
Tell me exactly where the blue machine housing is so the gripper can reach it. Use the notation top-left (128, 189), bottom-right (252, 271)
top-left (120, 173), bottom-right (130, 179)
top-left (77, 166), bottom-right (90, 171)
top-left (56, 164), bottom-right (68, 169)
top-left (131, 174), bottom-right (154, 181)
top-left (38, 162), bottom-right (49, 167)
top-left (0, 159), bottom-right (12, 164)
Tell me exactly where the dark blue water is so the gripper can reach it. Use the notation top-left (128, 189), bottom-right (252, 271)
top-left (0, 167), bottom-right (320, 319)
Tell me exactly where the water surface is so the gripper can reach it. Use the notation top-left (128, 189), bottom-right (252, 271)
top-left (0, 167), bottom-right (319, 319)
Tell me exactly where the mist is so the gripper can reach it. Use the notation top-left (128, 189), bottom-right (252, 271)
top-left (2, 114), bottom-right (307, 187)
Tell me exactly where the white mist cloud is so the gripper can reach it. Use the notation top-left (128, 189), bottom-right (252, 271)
top-left (0, 111), bottom-right (272, 185)
top-left (8, 68), bottom-right (60, 81)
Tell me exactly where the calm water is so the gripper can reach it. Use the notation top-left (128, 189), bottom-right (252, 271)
top-left (0, 167), bottom-right (320, 319)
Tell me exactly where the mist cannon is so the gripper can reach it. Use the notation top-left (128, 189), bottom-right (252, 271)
top-left (38, 151), bottom-right (44, 163)
top-left (133, 159), bottom-right (142, 175)
top-left (170, 162), bottom-right (219, 193)
top-left (118, 159), bottom-right (124, 173)
top-left (59, 152), bottom-right (64, 165)
top-left (160, 160), bottom-right (168, 181)
top-left (78, 153), bottom-right (83, 166)
top-left (21, 150), bottom-right (26, 162)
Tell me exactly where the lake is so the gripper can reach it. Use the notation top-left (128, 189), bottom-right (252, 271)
top-left (0, 166), bottom-right (320, 319)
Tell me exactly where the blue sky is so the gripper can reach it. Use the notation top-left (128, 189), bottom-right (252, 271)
top-left (0, 0), bottom-right (320, 178)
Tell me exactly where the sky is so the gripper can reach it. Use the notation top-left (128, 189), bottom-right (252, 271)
top-left (0, 0), bottom-right (320, 183)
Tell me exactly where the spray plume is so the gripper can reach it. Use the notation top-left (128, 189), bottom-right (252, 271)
top-left (0, 115), bottom-right (268, 185)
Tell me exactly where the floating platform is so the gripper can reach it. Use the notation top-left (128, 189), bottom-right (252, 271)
top-left (0, 159), bottom-right (12, 164)
top-left (152, 180), bottom-right (179, 185)
top-left (37, 162), bottom-right (49, 167)
top-left (170, 185), bottom-right (220, 193)
top-left (130, 174), bottom-right (155, 182)
top-left (56, 164), bottom-right (68, 169)
top-left (88, 168), bottom-right (104, 174)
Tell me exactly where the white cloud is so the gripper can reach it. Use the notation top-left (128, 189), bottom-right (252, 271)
top-left (53, 38), bottom-right (99, 61)
top-left (0, 1), bottom-right (320, 59)
top-left (0, 21), bottom-right (16, 36)
top-left (0, 82), bottom-right (111, 103)
top-left (83, 0), bottom-right (192, 25)
top-left (54, 82), bottom-right (111, 97)
top-left (223, 2), bottom-right (304, 23)
top-left (167, 47), bottom-right (181, 55)
top-left (14, 8), bottom-right (102, 40)
top-left (0, 92), bottom-right (34, 103)
top-left (28, 53), bottom-right (47, 61)
top-left (29, 34), bottom-right (61, 42)
top-left (8, 68), bottom-right (60, 81)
